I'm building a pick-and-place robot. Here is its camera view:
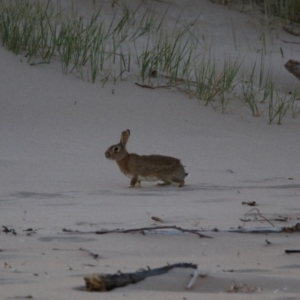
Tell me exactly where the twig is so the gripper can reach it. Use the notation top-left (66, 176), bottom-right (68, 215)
top-left (151, 216), bottom-right (164, 223)
top-left (281, 40), bottom-right (300, 44)
top-left (135, 82), bottom-right (155, 89)
top-left (2, 226), bottom-right (17, 235)
top-left (62, 226), bottom-right (212, 239)
top-left (79, 247), bottom-right (100, 260)
top-left (240, 217), bottom-right (288, 223)
top-left (265, 239), bottom-right (272, 245)
top-left (242, 201), bottom-right (257, 206)
top-left (227, 227), bottom-right (282, 233)
top-left (285, 250), bottom-right (300, 254)
top-left (242, 208), bottom-right (275, 227)
top-left (82, 264), bottom-right (98, 267)
top-left (186, 270), bottom-right (200, 290)
top-left (135, 82), bottom-right (176, 90)
top-left (226, 223), bottom-right (300, 233)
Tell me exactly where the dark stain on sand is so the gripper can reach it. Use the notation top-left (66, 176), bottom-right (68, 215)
top-left (38, 236), bottom-right (96, 243)
top-left (10, 192), bottom-right (71, 199)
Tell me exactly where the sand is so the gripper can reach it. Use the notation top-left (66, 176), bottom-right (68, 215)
top-left (1, 0), bottom-right (300, 299)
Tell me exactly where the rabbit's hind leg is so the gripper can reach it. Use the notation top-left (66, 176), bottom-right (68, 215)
top-left (156, 180), bottom-right (171, 186)
top-left (171, 178), bottom-right (185, 187)
top-left (129, 177), bottom-right (141, 188)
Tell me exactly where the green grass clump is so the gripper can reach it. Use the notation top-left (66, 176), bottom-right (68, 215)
top-left (268, 87), bottom-right (300, 124)
top-left (0, 0), bottom-right (299, 125)
top-left (137, 27), bottom-right (197, 85)
top-left (254, 0), bottom-right (300, 24)
top-left (0, 0), bottom-right (55, 60)
top-left (0, 0), bottom-right (135, 83)
top-left (184, 55), bottom-right (241, 113)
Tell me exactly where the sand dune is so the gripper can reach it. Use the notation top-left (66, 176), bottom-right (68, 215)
top-left (1, 0), bottom-right (300, 299)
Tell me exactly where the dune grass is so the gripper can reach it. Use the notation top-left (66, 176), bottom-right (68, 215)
top-left (253, 0), bottom-right (300, 24)
top-left (0, 0), bottom-right (299, 124)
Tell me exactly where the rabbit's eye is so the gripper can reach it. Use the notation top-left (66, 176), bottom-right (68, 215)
top-left (113, 147), bottom-right (119, 152)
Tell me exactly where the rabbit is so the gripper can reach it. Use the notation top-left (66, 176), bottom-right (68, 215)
top-left (105, 129), bottom-right (188, 187)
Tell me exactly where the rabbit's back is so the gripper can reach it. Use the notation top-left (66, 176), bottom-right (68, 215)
top-left (128, 154), bottom-right (185, 179)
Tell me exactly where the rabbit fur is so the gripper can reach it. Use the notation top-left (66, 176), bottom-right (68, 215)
top-left (105, 129), bottom-right (187, 187)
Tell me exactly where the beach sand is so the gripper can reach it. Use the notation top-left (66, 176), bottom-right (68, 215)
top-left (1, 0), bottom-right (300, 299)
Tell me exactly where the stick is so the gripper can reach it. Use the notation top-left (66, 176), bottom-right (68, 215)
top-left (134, 82), bottom-right (177, 90)
top-left (186, 270), bottom-right (199, 290)
top-left (79, 247), bottom-right (100, 259)
top-left (281, 40), bottom-right (300, 44)
top-left (135, 82), bottom-right (155, 89)
top-left (62, 226), bottom-right (212, 239)
top-left (239, 217), bottom-right (288, 223)
top-left (2, 226), bottom-right (17, 235)
top-left (151, 216), bottom-right (164, 223)
top-left (227, 227), bottom-right (282, 233)
top-left (285, 250), bottom-right (300, 254)
top-left (225, 222), bottom-right (300, 233)
top-left (242, 208), bottom-right (275, 227)
top-left (84, 263), bottom-right (197, 292)
top-left (242, 201), bottom-right (257, 206)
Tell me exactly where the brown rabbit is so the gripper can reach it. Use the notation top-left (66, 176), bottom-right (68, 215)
top-left (105, 129), bottom-right (187, 187)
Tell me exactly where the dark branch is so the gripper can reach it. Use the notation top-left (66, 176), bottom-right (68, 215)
top-left (84, 263), bottom-right (197, 291)
top-left (62, 226), bottom-right (212, 239)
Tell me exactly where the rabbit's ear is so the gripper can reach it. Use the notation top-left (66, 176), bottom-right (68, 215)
top-left (120, 129), bottom-right (130, 146)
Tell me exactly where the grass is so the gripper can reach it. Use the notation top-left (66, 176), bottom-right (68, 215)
top-left (268, 87), bottom-right (300, 124)
top-left (253, 0), bottom-right (300, 24)
top-left (0, 0), bottom-right (299, 124)
top-left (240, 56), bottom-right (272, 117)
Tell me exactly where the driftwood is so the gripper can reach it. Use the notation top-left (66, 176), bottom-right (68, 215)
top-left (62, 226), bottom-right (212, 239)
top-left (285, 60), bottom-right (300, 80)
top-left (84, 263), bottom-right (197, 291)
top-left (226, 222), bottom-right (300, 234)
top-left (227, 227), bottom-right (283, 233)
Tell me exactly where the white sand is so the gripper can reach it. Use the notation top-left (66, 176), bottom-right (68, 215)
top-left (1, 0), bottom-right (300, 299)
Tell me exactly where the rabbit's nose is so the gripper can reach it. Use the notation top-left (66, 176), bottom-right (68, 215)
top-left (105, 151), bottom-right (109, 158)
